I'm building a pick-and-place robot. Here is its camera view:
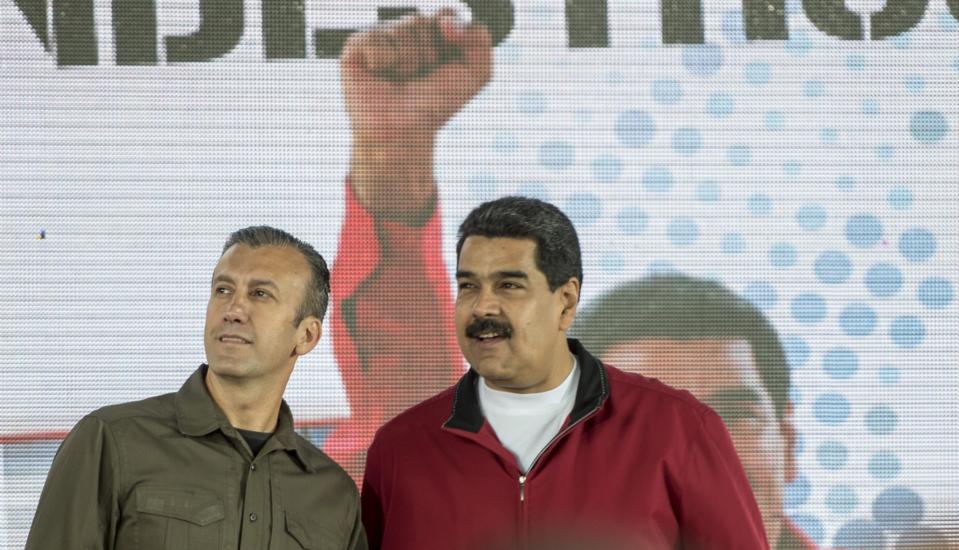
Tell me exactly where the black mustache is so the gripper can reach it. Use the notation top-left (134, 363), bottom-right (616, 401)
top-left (465, 318), bottom-right (513, 339)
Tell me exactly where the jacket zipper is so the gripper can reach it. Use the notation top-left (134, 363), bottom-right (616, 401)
top-left (519, 475), bottom-right (526, 502)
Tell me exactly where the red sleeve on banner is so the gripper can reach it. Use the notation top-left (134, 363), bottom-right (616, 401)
top-left (326, 180), bottom-right (462, 480)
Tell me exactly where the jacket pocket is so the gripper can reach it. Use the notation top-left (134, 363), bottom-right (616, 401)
top-left (284, 509), bottom-right (346, 550)
top-left (134, 486), bottom-right (225, 550)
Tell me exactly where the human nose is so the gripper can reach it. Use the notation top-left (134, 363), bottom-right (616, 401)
top-left (470, 286), bottom-right (501, 318)
top-left (223, 291), bottom-right (249, 323)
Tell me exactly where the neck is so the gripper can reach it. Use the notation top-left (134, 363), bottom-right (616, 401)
top-left (204, 367), bottom-right (290, 432)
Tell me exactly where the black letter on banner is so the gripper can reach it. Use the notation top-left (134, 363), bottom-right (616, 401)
top-left (661, 0), bottom-right (704, 44)
top-left (462, 0), bottom-right (514, 46)
top-left (743, 0), bottom-right (787, 39)
top-left (166, 0), bottom-right (243, 62)
top-left (566, 0), bottom-right (608, 47)
top-left (802, 0), bottom-right (862, 39)
top-left (12, 0), bottom-right (49, 50)
top-left (949, 0), bottom-right (959, 22)
top-left (54, 0), bottom-right (97, 65)
top-left (378, 7), bottom-right (417, 20)
top-left (263, 0), bottom-right (306, 59)
top-left (870, 0), bottom-right (928, 40)
top-left (113, 0), bottom-right (157, 64)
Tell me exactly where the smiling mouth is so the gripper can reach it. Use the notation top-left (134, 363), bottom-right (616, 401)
top-left (218, 335), bottom-right (251, 344)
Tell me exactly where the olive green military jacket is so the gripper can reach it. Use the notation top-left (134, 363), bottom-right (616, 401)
top-left (25, 365), bottom-right (367, 550)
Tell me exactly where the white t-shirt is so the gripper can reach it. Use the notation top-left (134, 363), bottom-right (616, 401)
top-left (477, 357), bottom-right (580, 473)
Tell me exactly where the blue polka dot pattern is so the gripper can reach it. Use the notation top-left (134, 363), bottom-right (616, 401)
top-left (785, 474), bottom-right (811, 508)
top-left (792, 293), bottom-right (827, 324)
top-left (833, 519), bottom-right (887, 549)
top-left (878, 365), bottom-right (901, 385)
top-left (727, 144), bottom-right (752, 166)
top-left (744, 62), bottom-right (771, 85)
top-left (865, 405), bottom-right (898, 435)
top-left (748, 194), bottom-right (772, 216)
top-left (803, 80), bottom-right (825, 97)
top-left (769, 243), bottom-right (797, 269)
top-left (839, 303), bottom-right (877, 337)
top-left (667, 218), bottom-right (698, 247)
top-left (744, 282), bottom-right (777, 311)
top-left (817, 441), bottom-right (848, 470)
top-left (707, 92), bottom-right (734, 118)
top-left (651, 79), bottom-right (682, 104)
top-left (682, 44), bottom-right (724, 76)
top-left (565, 193), bottom-right (602, 227)
top-left (591, 155), bottom-right (622, 183)
top-left (904, 75), bottom-right (924, 94)
top-left (614, 111), bottom-right (656, 147)
top-left (814, 251), bottom-right (852, 284)
top-left (836, 176), bottom-right (855, 190)
top-left (826, 485), bottom-right (858, 514)
top-left (869, 451), bottom-right (901, 480)
top-left (864, 264), bottom-right (903, 298)
top-left (616, 208), bottom-right (648, 236)
top-left (917, 277), bottom-right (953, 309)
top-left (515, 91), bottom-right (546, 115)
top-left (899, 227), bottom-right (936, 262)
top-left (910, 111), bottom-right (949, 144)
top-left (789, 515), bottom-right (824, 546)
top-left (538, 141), bottom-right (574, 170)
top-left (783, 335), bottom-right (811, 368)
top-left (721, 10), bottom-right (745, 43)
top-left (721, 233), bottom-right (746, 255)
top-left (845, 214), bottom-right (883, 248)
top-left (786, 31), bottom-right (812, 57)
top-left (796, 204), bottom-right (827, 231)
top-left (889, 316), bottom-right (925, 349)
top-left (671, 128), bottom-right (702, 156)
top-left (823, 347), bottom-right (858, 379)
top-left (872, 486), bottom-right (924, 531)
top-left (764, 111), bottom-right (785, 130)
top-left (643, 165), bottom-right (673, 192)
top-left (887, 186), bottom-right (913, 210)
top-left (696, 181), bottom-right (720, 202)
top-left (813, 393), bottom-right (851, 425)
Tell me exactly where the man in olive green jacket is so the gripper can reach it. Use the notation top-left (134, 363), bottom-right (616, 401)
top-left (26, 226), bottom-right (367, 550)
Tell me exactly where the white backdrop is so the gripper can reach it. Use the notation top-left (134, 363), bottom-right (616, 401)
top-left (2, 0), bottom-right (957, 547)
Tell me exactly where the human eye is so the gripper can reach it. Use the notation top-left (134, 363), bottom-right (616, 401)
top-left (252, 289), bottom-right (273, 299)
top-left (213, 285), bottom-right (232, 296)
top-left (501, 280), bottom-right (523, 290)
top-left (457, 281), bottom-right (476, 291)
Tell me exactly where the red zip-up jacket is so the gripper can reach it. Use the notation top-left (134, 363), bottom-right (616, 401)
top-left (362, 339), bottom-right (769, 550)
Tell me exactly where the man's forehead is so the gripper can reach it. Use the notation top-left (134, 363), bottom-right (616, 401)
top-left (458, 236), bottom-right (539, 270)
top-left (213, 244), bottom-right (307, 281)
top-left (600, 338), bottom-right (764, 397)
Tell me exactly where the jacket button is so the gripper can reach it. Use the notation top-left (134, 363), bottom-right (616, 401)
top-left (249, 512), bottom-right (258, 522)
top-left (250, 463), bottom-right (256, 471)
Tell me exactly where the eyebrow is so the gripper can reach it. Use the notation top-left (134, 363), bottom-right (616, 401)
top-left (212, 274), bottom-right (279, 290)
top-left (455, 270), bottom-right (530, 280)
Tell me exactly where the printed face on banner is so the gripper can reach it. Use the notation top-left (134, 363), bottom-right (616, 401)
top-left (455, 237), bottom-right (577, 393)
top-left (601, 339), bottom-right (795, 544)
top-left (204, 244), bottom-right (312, 383)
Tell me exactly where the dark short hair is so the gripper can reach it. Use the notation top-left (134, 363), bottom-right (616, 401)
top-left (221, 226), bottom-right (331, 324)
top-left (573, 274), bottom-right (790, 420)
top-left (456, 196), bottom-right (583, 293)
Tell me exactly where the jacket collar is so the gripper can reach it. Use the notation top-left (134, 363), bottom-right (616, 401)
top-left (443, 338), bottom-right (609, 433)
top-left (175, 365), bottom-right (315, 472)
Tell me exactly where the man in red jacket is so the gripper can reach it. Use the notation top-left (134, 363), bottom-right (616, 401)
top-left (330, 9), bottom-right (767, 549)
